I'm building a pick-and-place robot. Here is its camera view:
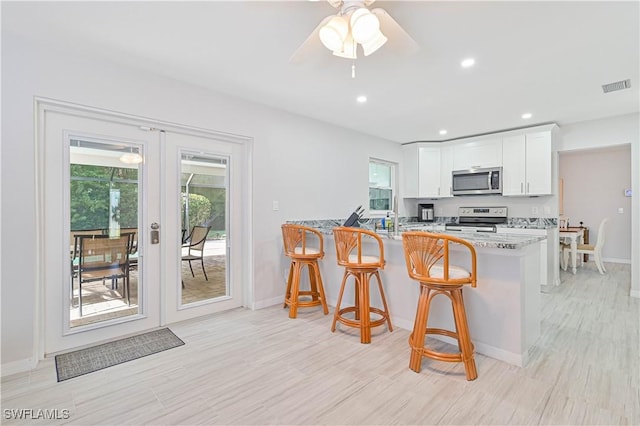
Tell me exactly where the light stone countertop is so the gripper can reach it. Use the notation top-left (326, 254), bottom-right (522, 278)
top-left (301, 223), bottom-right (545, 250)
top-left (374, 230), bottom-right (546, 250)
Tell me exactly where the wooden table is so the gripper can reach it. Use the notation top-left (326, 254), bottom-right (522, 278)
top-left (559, 227), bottom-right (585, 274)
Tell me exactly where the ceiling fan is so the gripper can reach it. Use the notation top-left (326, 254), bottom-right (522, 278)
top-left (290, 0), bottom-right (419, 69)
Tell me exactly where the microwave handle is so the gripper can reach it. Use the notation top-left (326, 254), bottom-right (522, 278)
top-left (487, 171), bottom-right (492, 189)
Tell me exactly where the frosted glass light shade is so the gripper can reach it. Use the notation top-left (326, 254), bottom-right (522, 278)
top-left (362, 30), bottom-right (387, 56)
top-left (120, 152), bottom-right (143, 164)
top-left (350, 8), bottom-right (380, 43)
top-left (319, 15), bottom-right (348, 51)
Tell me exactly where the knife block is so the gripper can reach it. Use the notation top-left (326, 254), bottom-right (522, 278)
top-left (343, 212), bottom-right (361, 227)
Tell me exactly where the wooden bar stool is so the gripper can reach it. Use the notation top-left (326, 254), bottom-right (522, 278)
top-left (281, 224), bottom-right (329, 319)
top-left (332, 226), bottom-right (393, 344)
top-left (401, 231), bottom-right (478, 380)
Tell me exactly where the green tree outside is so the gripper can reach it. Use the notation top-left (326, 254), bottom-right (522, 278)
top-left (70, 165), bottom-right (138, 230)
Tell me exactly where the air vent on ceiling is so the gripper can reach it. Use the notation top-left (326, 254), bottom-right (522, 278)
top-left (602, 79), bottom-right (631, 93)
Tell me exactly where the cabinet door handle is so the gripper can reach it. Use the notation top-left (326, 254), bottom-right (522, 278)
top-left (527, 182), bottom-right (530, 193)
top-left (520, 182), bottom-right (524, 194)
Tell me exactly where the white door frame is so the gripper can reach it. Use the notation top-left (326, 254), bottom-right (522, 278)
top-left (34, 97), bottom-right (254, 359)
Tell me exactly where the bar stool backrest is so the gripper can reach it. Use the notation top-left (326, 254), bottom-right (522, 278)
top-left (281, 224), bottom-right (324, 259)
top-left (402, 232), bottom-right (477, 287)
top-left (333, 226), bottom-right (385, 269)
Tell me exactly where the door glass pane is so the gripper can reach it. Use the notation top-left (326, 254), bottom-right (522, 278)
top-left (69, 139), bottom-right (142, 328)
top-left (180, 153), bottom-right (228, 305)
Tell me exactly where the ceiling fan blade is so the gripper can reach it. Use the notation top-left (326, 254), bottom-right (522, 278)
top-left (371, 8), bottom-right (419, 55)
top-left (289, 15), bottom-right (333, 64)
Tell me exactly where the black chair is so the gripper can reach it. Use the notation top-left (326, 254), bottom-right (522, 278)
top-left (182, 225), bottom-right (211, 280)
top-left (76, 234), bottom-right (131, 317)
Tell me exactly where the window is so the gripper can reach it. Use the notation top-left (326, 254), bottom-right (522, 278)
top-left (369, 159), bottom-right (396, 213)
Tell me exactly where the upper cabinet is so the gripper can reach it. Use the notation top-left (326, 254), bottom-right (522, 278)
top-left (401, 124), bottom-right (556, 199)
top-left (402, 143), bottom-right (450, 198)
top-left (452, 138), bottom-right (503, 170)
top-left (403, 144), bottom-right (439, 198)
top-left (439, 145), bottom-right (454, 198)
top-left (502, 131), bottom-right (552, 196)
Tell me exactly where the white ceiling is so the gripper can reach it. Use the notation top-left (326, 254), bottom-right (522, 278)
top-left (3, 1), bottom-right (639, 143)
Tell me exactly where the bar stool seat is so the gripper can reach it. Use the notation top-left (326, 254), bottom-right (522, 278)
top-left (281, 224), bottom-right (329, 319)
top-left (331, 226), bottom-right (393, 344)
top-left (402, 231), bottom-right (478, 380)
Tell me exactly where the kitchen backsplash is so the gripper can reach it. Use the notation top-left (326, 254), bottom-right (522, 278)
top-left (288, 216), bottom-right (557, 231)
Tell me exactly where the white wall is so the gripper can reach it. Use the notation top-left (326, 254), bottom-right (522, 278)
top-left (559, 146), bottom-right (632, 262)
top-left (0, 33), bottom-right (402, 371)
top-left (557, 114), bottom-right (639, 297)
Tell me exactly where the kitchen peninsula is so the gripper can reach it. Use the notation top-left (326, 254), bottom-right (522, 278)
top-left (287, 220), bottom-right (545, 367)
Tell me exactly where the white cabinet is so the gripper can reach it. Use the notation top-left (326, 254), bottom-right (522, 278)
top-left (402, 143), bottom-right (451, 198)
top-left (502, 135), bottom-right (527, 195)
top-left (452, 138), bottom-right (503, 170)
top-left (403, 144), bottom-right (439, 198)
top-left (502, 131), bottom-right (552, 196)
top-left (439, 145), bottom-right (454, 198)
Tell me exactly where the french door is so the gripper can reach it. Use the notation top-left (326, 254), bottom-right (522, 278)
top-left (162, 131), bottom-right (246, 324)
top-left (39, 102), bottom-right (248, 355)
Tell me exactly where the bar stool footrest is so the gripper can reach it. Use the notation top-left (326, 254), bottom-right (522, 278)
top-left (335, 306), bottom-right (389, 329)
top-left (285, 292), bottom-right (324, 308)
top-left (409, 327), bottom-right (475, 363)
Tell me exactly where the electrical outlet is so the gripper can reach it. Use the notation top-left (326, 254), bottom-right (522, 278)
top-left (272, 200), bottom-right (279, 211)
top-left (532, 207), bottom-right (539, 215)
top-left (618, 207), bottom-right (624, 214)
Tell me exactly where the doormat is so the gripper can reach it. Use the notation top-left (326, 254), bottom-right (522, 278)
top-left (55, 328), bottom-right (184, 382)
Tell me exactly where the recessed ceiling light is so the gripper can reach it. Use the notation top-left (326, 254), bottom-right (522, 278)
top-left (521, 113), bottom-right (532, 119)
top-left (439, 129), bottom-right (448, 135)
top-left (356, 95), bottom-right (367, 103)
top-left (461, 58), bottom-right (475, 68)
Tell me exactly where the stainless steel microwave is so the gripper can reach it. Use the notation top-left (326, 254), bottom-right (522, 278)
top-left (452, 167), bottom-right (502, 195)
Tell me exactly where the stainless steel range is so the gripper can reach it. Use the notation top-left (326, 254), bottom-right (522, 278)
top-left (445, 207), bottom-right (508, 233)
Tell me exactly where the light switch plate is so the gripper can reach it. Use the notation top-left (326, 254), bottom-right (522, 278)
top-left (618, 207), bottom-right (624, 214)
top-left (272, 200), bottom-right (279, 211)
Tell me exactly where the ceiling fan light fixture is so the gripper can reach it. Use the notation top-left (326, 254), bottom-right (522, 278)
top-left (332, 34), bottom-right (357, 59)
top-left (319, 15), bottom-right (348, 51)
top-left (362, 30), bottom-right (387, 56)
top-left (350, 8), bottom-right (380, 43)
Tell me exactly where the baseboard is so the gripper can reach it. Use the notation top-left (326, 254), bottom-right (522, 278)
top-left (601, 257), bottom-right (631, 264)
top-left (1, 357), bottom-right (37, 378)
top-left (252, 296), bottom-right (284, 310)
top-left (423, 334), bottom-right (526, 367)
top-left (389, 316), bottom-right (414, 332)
